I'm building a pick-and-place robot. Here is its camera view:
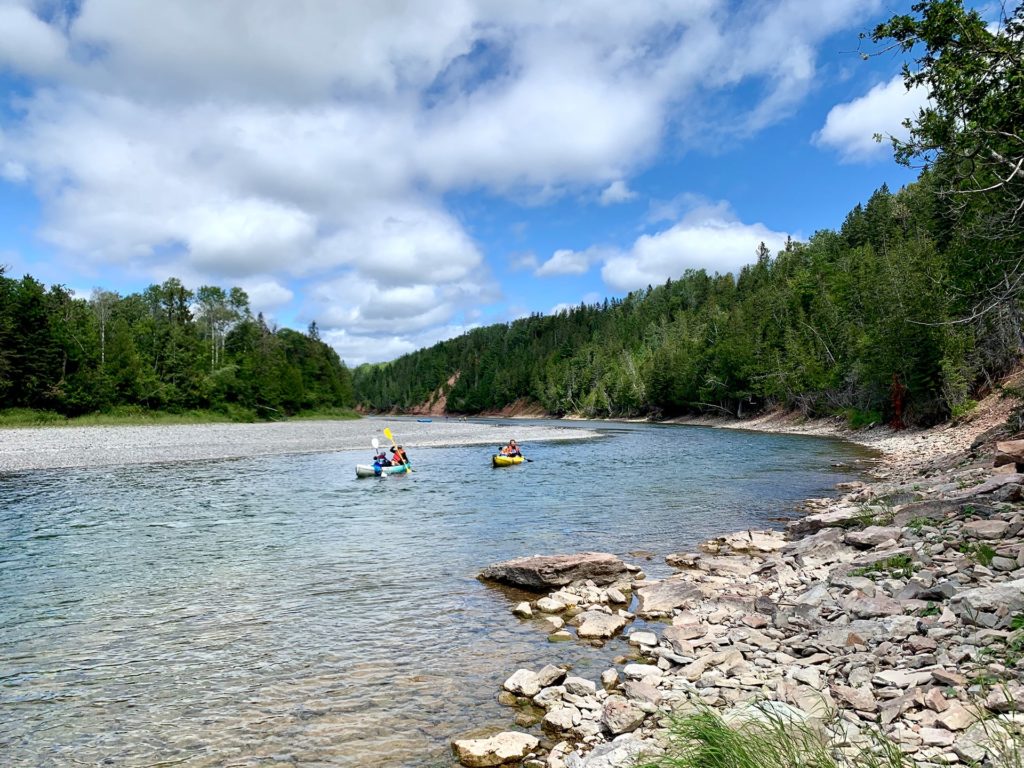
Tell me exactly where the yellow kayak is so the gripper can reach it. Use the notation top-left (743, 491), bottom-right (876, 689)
top-left (492, 454), bottom-right (524, 467)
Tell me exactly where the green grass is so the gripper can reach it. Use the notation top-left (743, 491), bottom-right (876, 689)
top-left (851, 554), bottom-right (916, 580)
top-left (960, 541), bottom-right (997, 567)
top-left (635, 706), bottom-right (909, 768)
top-left (0, 406), bottom-right (361, 428)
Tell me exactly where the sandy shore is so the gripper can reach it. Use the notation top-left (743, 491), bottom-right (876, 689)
top-left (0, 418), bottom-right (598, 472)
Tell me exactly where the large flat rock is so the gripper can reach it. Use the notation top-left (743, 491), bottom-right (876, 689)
top-left (479, 552), bottom-right (629, 590)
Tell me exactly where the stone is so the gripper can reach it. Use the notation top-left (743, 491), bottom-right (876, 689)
top-left (564, 738), bottom-right (655, 768)
top-left (564, 677), bottom-right (597, 697)
top-left (627, 631), bottom-right (658, 647)
top-left (622, 680), bottom-right (661, 706)
top-left (537, 665), bottom-right (567, 688)
top-left (954, 579), bottom-right (1024, 626)
top-left (452, 732), bottom-right (540, 767)
top-left (919, 728), bottom-right (955, 747)
top-left (600, 696), bottom-right (646, 735)
top-left (480, 553), bottom-right (629, 590)
top-left (846, 526), bottom-right (902, 548)
top-left (543, 616), bottom-right (565, 631)
top-left (936, 703), bottom-right (974, 730)
top-left (606, 587), bottom-right (627, 604)
top-left (931, 668), bottom-right (968, 687)
top-left (542, 706), bottom-right (579, 733)
top-left (576, 611), bottom-right (629, 639)
top-left (924, 688), bottom-right (950, 713)
top-left (504, 669), bottom-right (541, 697)
top-left (601, 668), bottom-right (619, 690)
top-left (622, 663), bottom-right (662, 680)
top-left (512, 602), bottom-right (533, 618)
top-left (742, 613), bottom-right (769, 628)
top-left (635, 577), bottom-right (702, 616)
top-left (964, 519), bottom-right (1010, 539)
top-left (833, 685), bottom-right (877, 712)
top-left (842, 591), bottom-right (903, 618)
top-left (994, 439), bottom-right (1024, 468)
top-left (985, 682), bottom-right (1024, 713)
top-left (872, 668), bottom-right (935, 689)
top-left (536, 597), bottom-right (568, 613)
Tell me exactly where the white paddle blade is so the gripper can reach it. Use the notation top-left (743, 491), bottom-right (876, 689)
top-left (372, 438), bottom-right (380, 449)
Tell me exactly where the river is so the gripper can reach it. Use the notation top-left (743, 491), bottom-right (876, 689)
top-left (0, 419), bottom-right (871, 766)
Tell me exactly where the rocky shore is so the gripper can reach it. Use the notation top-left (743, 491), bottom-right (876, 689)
top-left (456, 395), bottom-right (1024, 767)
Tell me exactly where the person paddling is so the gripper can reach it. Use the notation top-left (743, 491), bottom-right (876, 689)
top-left (391, 445), bottom-right (410, 467)
top-left (500, 439), bottom-right (521, 457)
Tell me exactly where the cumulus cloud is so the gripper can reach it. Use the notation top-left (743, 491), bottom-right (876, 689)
top-left (814, 75), bottom-right (929, 162)
top-left (600, 201), bottom-right (790, 292)
top-left (241, 279), bottom-right (294, 313)
top-left (599, 180), bottom-right (636, 205)
top-left (0, 0), bottom-right (886, 363)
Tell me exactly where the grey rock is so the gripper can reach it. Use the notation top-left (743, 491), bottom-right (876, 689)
top-left (846, 526), bottom-right (901, 548)
top-left (964, 519), bottom-right (1010, 539)
top-left (452, 732), bottom-right (539, 767)
top-left (575, 611), bottom-right (629, 639)
top-left (503, 669), bottom-right (541, 697)
top-left (564, 676), bottom-right (597, 697)
top-left (601, 696), bottom-right (646, 735)
top-left (480, 552), bottom-right (629, 590)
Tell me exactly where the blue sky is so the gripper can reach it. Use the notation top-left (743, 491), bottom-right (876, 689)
top-left (0, 1), bottom-right (992, 364)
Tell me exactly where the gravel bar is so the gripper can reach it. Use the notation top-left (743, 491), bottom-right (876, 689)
top-left (0, 418), bottom-right (598, 472)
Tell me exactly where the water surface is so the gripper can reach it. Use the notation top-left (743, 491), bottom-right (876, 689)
top-left (0, 420), bottom-right (871, 766)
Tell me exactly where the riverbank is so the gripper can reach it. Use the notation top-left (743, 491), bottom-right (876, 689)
top-left (0, 418), bottom-right (597, 472)
top-left (460, 389), bottom-right (1024, 767)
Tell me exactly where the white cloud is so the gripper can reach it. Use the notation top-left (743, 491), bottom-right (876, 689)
top-left (0, 0), bottom-right (887, 362)
top-left (600, 201), bottom-right (790, 292)
top-left (241, 279), bottom-right (294, 312)
top-left (814, 75), bottom-right (929, 162)
top-left (600, 180), bottom-right (636, 205)
top-left (0, 1), bottom-right (68, 77)
top-left (536, 248), bottom-right (592, 277)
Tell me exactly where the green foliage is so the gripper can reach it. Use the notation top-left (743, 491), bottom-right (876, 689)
top-left (845, 409), bottom-right (883, 428)
top-left (950, 399), bottom-right (978, 420)
top-left (852, 554), bottom-right (916, 580)
top-left (635, 706), bottom-right (909, 768)
top-left (0, 274), bottom-right (356, 421)
top-left (960, 541), bottom-right (997, 567)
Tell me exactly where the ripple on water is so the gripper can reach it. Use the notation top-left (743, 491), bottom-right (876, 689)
top-left (0, 421), bottom-right (871, 766)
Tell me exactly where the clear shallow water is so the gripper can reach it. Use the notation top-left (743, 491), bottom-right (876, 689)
top-left (0, 421), bottom-right (871, 767)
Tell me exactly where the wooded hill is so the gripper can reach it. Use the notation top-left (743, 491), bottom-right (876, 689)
top-left (0, 275), bottom-right (355, 419)
top-left (354, 1), bottom-right (1024, 427)
top-left (354, 177), bottom-right (1014, 426)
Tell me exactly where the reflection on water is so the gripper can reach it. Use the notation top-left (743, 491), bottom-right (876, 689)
top-left (0, 421), bottom-right (871, 766)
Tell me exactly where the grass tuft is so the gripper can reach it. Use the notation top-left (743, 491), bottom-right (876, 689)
top-left (635, 705), bottom-right (910, 768)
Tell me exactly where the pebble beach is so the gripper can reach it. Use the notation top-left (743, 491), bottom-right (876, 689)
top-left (0, 418), bottom-right (598, 473)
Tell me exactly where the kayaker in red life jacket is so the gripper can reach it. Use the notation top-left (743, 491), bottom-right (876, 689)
top-left (391, 445), bottom-right (409, 466)
top-left (500, 439), bottom-right (521, 457)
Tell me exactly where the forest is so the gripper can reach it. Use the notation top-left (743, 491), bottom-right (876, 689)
top-left (0, 274), bottom-right (355, 420)
top-left (355, 2), bottom-right (1024, 427)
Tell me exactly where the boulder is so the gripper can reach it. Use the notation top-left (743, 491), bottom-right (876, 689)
top-left (963, 519), bottom-right (1010, 539)
top-left (575, 611), bottom-right (629, 639)
top-left (601, 696), bottom-right (646, 735)
top-left (635, 577), bottom-right (702, 616)
top-left (845, 526), bottom-right (901, 548)
top-left (503, 669), bottom-right (541, 697)
top-left (994, 439), bottom-right (1024, 468)
top-left (452, 732), bottom-right (539, 767)
top-left (480, 553), bottom-right (629, 590)
top-left (953, 579), bottom-right (1024, 627)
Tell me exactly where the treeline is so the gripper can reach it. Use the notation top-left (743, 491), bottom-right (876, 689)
top-left (355, 1), bottom-right (1024, 428)
top-left (0, 274), bottom-right (355, 418)
top-left (353, 174), bottom-right (1019, 426)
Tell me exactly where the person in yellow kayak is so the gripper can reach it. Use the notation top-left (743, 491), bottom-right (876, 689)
top-left (499, 439), bottom-right (521, 457)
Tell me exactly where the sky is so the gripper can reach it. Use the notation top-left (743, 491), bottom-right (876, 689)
top-left (0, 0), bottom-right (997, 365)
